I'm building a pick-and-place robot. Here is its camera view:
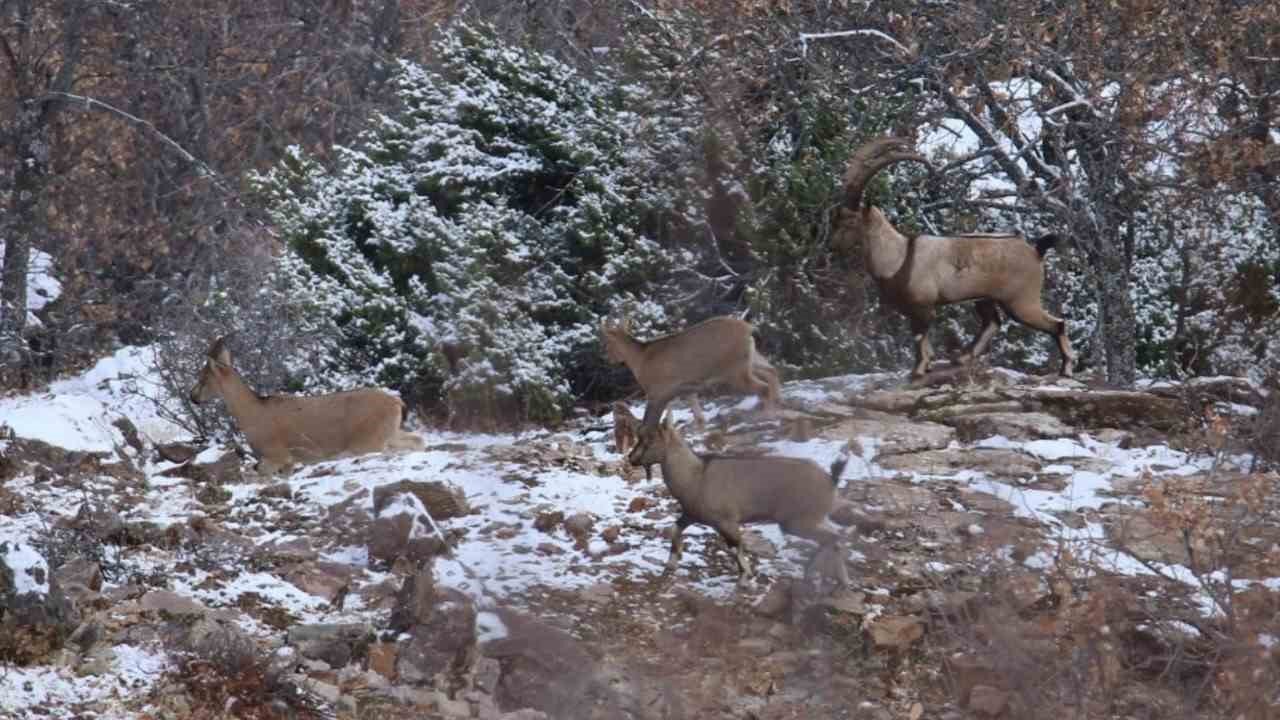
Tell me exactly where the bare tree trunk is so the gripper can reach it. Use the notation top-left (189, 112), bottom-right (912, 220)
top-left (1097, 244), bottom-right (1137, 385)
top-left (0, 118), bottom-right (49, 369)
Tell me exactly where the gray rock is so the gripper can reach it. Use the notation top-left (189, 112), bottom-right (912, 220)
top-left (947, 411), bottom-right (1073, 442)
top-left (288, 623), bottom-right (373, 669)
top-left (53, 557), bottom-right (103, 592)
top-left (374, 479), bottom-right (470, 520)
top-left (184, 617), bottom-right (257, 671)
top-left (0, 536), bottom-right (78, 664)
top-left (368, 492), bottom-right (448, 567)
top-left (396, 588), bottom-right (477, 685)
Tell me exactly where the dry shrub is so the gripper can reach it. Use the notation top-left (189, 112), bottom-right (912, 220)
top-left (176, 655), bottom-right (328, 720)
top-left (127, 251), bottom-right (335, 442)
top-left (925, 460), bottom-right (1280, 719)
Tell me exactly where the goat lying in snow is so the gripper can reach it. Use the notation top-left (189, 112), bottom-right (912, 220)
top-left (839, 137), bottom-right (1075, 379)
top-left (600, 316), bottom-right (780, 429)
top-left (189, 337), bottom-right (424, 476)
top-left (629, 414), bottom-right (851, 587)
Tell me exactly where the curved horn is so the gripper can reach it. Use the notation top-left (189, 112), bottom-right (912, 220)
top-left (842, 137), bottom-right (929, 210)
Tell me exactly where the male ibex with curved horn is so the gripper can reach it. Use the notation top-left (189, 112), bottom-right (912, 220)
top-left (840, 137), bottom-right (1074, 379)
top-left (189, 338), bottom-right (425, 476)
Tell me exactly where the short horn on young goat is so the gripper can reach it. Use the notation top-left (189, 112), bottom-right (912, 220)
top-left (189, 337), bottom-right (425, 476)
top-left (628, 414), bottom-right (851, 588)
top-left (600, 316), bottom-right (781, 428)
top-left (838, 137), bottom-right (1075, 379)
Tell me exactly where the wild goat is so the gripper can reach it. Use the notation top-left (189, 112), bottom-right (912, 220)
top-left (629, 414), bottom-right (851, 587)
top-left (189, 338), bottom-right (424, 476)
top-left (611, 401), bottom-right (652, 480)
top-left (600, 316), bottom-right (780, 429)
top-left (840, 137), bottom-right (1075, 379)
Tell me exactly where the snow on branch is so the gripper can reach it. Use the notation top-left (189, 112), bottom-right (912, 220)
top-left (798, 29), bottom-right (915, 59)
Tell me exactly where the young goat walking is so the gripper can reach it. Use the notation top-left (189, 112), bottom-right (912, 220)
top-left (629, 414), bottom-right (851, 587)
top-left (600, 316), bottom-right (780, 429)
top-left (189, 337), bottom-right (424, 476)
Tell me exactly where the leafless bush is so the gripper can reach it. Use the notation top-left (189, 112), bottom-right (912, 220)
top-left (128, 252), bottom-right (336, 442)
top-left (925, 463), bottom-right (1280, 719)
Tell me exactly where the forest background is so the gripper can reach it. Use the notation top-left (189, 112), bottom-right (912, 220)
top-left (1, 0), bottom-right (1276, 433)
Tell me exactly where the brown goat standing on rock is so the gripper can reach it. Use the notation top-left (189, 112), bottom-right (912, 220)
top-left (629, 414), bottom-right (851, 588)
top-left (840, 137), bottom-right (1075, 379)
top-left (600, 316), bottom-right (780, 429)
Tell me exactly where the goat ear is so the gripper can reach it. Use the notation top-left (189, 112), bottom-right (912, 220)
top-left (661, 412), bottom-right (674, 430)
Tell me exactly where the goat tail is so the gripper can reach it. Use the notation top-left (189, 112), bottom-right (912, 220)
top-left (1033, 233), bottom-right (1060, 258)
top-left (828, 457), bottom-right (849, 487)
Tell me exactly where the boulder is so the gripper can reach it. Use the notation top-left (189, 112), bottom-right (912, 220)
top-left (0, 535), bottom-right (77, 664)
top-left (946, 412), bottom-right (1074, 442)
top-left (368, 492), bottom-right (448, 566)
top-left (1029, 388), bottom-right (1186, 432)
top-left (395, 588), bottom-right (477, 685)
top-left (288, 622), bottom-right (373, 669)
top-left (373, 479), bottom-right (471, 520)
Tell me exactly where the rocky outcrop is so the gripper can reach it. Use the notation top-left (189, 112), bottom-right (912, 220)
top-left (0, 535), bottom-right (78, 664)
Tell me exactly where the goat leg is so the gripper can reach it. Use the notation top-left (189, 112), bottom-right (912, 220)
top-left (665, 514), bottom-right (693, 573)
top-left (958, 299), bottom-right (1001, 366)
top-left (908, 313), bottom-right (935, 378)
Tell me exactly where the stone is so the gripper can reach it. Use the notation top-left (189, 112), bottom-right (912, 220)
top-left (0, 535), bottom-right (77, 664)
top-left (968, 684), bottom-right (1010, 717)
top-left (258, 482), bottom-right (294, 499)
top-left (562, 512), bottom-right (594, 540)
top-left (946, 411), bottom-right (1073, 442)
top-left (483, 609), bottom-right (601, 715)
top-left (396, 589), bottom-right (477, 685)
top-left (139, 590), bottom-right (212, 618)
top-left (253, 537), bottom-right (318, 566)
top-left (752, 580), bottom-right (793, 618)
top-left (368, 492), bottom-right (447, 566)
top-left (498, 711), bottom-right (550, 720)
top-left (438, 697), bottom-right (473, 717)
top-left (471, 656), bottom-right (501, 695)
top-left (288, 623), bottom-right (373, 669)
top-left (184, 617), bottom-right (257, 669)
top-left (53, 558), bottom-right (103, 592)
top-left (75, 645), bottom-right (116, 677)
top-left (1029, 388), bottom-right (1185, 432)
top-left (373, 479), bottom-right (470, 520)
top-left (390, 568), bottom-right (437, 632)
top-left (877, 448), bottom-right (1041, 480)
top-left (155, 442), bottom-right (201, 464)
top-left (866, 614), bottom-right (924, 651)
top-left (283, 561), bottom-right (361, 605)
top-left (533, 510), bottom-right (564, 533)
top-left (63, 502), bottom-right (125, 543)
top-left (818, 416), bottom-right (954, 457)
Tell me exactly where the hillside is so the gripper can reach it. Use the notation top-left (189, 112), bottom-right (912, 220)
top-left (1, 351), bottom-right (1275, 719)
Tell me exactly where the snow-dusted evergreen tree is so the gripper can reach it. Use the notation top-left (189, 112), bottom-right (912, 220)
top-left (255, 25), bottom-right (690, 425)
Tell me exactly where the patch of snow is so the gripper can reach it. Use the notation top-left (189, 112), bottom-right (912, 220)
top-left (0, 242), bottom-right (62, 327)
top-left (475, 610), bottom-right (510, 643)
top-left (0, 533), bottom-right (50, 595)
top-left (0, 643), bottom-right (170, 718)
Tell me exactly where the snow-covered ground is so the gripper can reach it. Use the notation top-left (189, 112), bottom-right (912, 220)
top-left (0, 347), bottom-right (1269, 717)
